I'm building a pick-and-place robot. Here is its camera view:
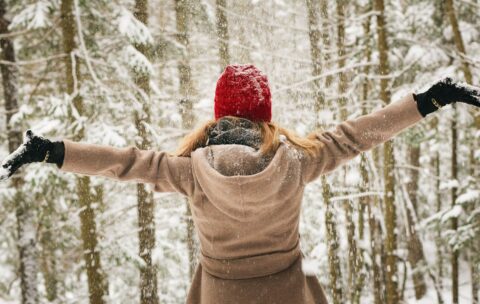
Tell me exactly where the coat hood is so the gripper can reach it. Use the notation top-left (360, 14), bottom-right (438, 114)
top-left (190, 142), bottom-right (304, 222)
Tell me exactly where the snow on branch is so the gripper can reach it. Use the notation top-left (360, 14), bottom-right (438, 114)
top-left (441, 205), bottom-right (463, 223)
top-left (274, 62), bottom-right (375, 92)
top-left (118, 8), bottom-right (153, 45)
top-left (10, 1), bottom-right (52, 30)
top-left (456, 189), bottom-right (480, 205)
top-left (329, 191), bottom-right (383, 202)
top-left (123, 45), bottom-right (153, 76)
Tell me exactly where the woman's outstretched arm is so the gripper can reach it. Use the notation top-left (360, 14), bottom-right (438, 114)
top-left (1, 132), bottom-right (194, 196)
top-left (302, 93), bottom-right (422, 182)
top-left (302, 78), bottom-right (480, 183)
top-left (60, 140), bottom-right (194, 195)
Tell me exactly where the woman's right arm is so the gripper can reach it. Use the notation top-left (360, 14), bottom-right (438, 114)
top-left (1, 132), bottom-right (194, 196)
top-left (60, 140), bottom-right (194, 195)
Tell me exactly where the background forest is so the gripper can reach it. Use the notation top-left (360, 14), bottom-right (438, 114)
top-left (0, 0), bottom-right (478, 303)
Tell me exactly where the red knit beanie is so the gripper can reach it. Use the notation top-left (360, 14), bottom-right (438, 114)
top-left (214, 64), bottom-right (272, 122)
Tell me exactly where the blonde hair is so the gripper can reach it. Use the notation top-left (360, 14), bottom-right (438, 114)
top-left (174, 116), bottom-right (323, 157)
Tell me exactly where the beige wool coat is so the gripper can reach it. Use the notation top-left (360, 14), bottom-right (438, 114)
top-left (59, 94), bottom-right (424, 304)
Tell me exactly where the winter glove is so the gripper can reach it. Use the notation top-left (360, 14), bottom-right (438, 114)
top-left (0, 130), bottom-right (65, 180)
top-left (413, 77), bottom-right (480, 117)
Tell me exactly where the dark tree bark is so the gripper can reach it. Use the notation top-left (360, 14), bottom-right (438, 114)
top-left (405, 145), bottom-right (427, 299)
top-left (306, 0), bottom-right (325, 125)
top-left (444, 1), bottom-right (470, 303)
top-left (175, 0), bottom-right (197, 280)
top-left (306, 1), bottom-right (343, 302)
top-left (60, 1), bottom-right (108, 303)
top-left (0, 1), bottom-right (39, 303)
top-left (132, 1), bottom-right (160, 303)
top-left (373, 0), bottom-right (398, 303)
top-left (336, 3), bottom-right (363, 303)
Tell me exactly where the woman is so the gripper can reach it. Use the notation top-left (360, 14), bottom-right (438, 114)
top-left (2, 64), bottom-right (480, 304)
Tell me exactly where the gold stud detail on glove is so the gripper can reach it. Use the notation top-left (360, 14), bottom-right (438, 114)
top-left (42, 150), bottom-right (50, 163)
top-left (431, 98), bottom-right (443, 109)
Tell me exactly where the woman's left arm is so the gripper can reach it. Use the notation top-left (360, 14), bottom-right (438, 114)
top-left (302, 78), bottom-right (480, 183)
top-left (302, 93), bottom-right (423, 182)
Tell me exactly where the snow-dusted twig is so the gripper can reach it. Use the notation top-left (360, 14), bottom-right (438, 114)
top-left (0, 28), bottom-right (34, 39)
top-left (274, 62), bottom-right (375, 92)
top-left (211, 2), bottom-right (309, 33)
top-left (73, 0), bottom-right (102, 87)
top-left (0, 53), bottom-right (67, 66)
top-left (458, 0), bottom-right (480, 9)
top-left (330, 191), bottom-right (383, 202)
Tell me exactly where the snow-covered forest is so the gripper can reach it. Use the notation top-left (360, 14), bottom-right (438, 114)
top-left (0, 0), bottom-right (479, 303)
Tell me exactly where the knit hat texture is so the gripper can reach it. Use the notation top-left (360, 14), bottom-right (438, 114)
top-left (214, 64), bottom-right (272, 122)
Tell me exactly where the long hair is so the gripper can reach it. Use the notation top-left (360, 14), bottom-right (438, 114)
top-left (174, 116), bottom-right (323, 157)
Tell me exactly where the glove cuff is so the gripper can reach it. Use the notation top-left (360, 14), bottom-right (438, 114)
top-left (413, 92), bottom-right (440, 117)
top-left (47, 141), bottom-right (65, 168)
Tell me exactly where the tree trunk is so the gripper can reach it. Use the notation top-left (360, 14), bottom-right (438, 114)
top-left (445, 0), bottom-right (480, 303)
top-left (216, 0), bottom-right (230, 71)
top-left (131, 1), bottom-right (160, 303)
top-left (450, 103), bottom-right (459, 304)
top-left (306, 0), bottom-right (325, 125)
top-left (175, 0), bottom-right (197, 280)
top-left (39, 201), bottom-right (58, 302)
top-left (405, 145), bottom-right (427, 299)
top-left (60, 1), bottom-right (107, 303)
top-left (444, 2), bottom-right (469, 303)
top-left (358, 0), bottom-right (372, 253)
top-left (353, 8), bottom-right (373, 303)
top-left (435, 117), bottom-right (443, 290)
top-left (306, 1), bottom-right (343, 302)
top-left (445, 0), bottom-right (473, 85)
top-left (319, 0), bottom-right (333, 87)
top-left (336, 2), bottom-right (362, 302)
top-left (322, 176), bottom-right (344, 304)
top-left (368, 202), bottom-right (384, 304)
top-left (0, 6), bottom-right (40, 304)
top-left (373, 0), bottom-right (398, 303)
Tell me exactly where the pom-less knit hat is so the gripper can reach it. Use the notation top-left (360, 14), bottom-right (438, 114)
top-left (214, 64), bottom-right (272, 122)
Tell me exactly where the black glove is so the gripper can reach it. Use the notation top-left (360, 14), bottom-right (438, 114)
top-left (413, 77), bottom-right (480, 117)
top-left (0, 130), bottom-right (65, 180)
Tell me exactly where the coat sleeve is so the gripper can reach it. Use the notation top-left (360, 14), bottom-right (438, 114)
top-left (302, 93), bottom-right (424, 183)
top-left (59, 139), bottom-right (194, 196)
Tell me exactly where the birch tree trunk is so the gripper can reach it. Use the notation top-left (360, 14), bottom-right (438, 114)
top-left (132, 1), bottom-right (159, 303)
top-left (0, 1), bottom-right (39, 303)
top-left (216, 0), bottom-right (230, 71)
top-left (306, 1), bottom-right (343, 303)
top-left (60, 1), bottom-right (107, 303)
top-left (373, 0), bottom-right (398, 303)
top-left (175, 0), bottom-right (197, 280)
